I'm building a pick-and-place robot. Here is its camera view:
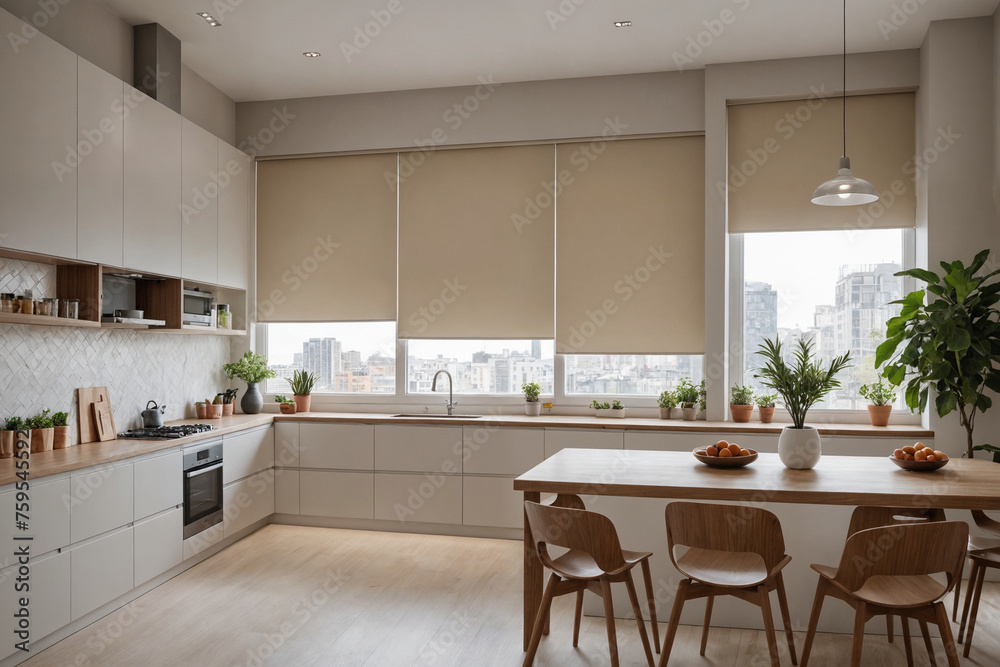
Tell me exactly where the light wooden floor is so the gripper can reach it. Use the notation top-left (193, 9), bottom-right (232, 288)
top-left (24, 525), bottom-right (1000, 666)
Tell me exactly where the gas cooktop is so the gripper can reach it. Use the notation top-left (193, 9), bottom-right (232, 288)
top-left (117, 424), bottom-right (214, 440)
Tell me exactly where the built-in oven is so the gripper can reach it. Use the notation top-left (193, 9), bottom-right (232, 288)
top-left (183, 439), bottom-right (223, 539)
top-left (182, 288), bottom-right (214, 327)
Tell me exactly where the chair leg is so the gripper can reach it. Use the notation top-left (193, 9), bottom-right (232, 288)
top-left (624, 570), bottom-right (656, 667)
top-left (901, 616), bottom-right (914, 667)
top-left (934, 601), bottom-right (961, 667)
top-left (640, 558), bottom-right (660, 654)
top-left (918, 621), bottom-right (936, 667)
top-left (776, 573), bottom-right (798, 666)
top-left (952, 555), bottom-right (965, 622)
top-left (849, 601), bottom-right (867, 667)
top-left (657, 579), bottom-right (689, 667)
top-left (963, 560), bottom-right (987, 659)
top-left (700, 596), bottom-right (714, 656)
top-left (523, 572), bottom-right (560, 667)
top-left (601, 578), bottom-right (620, 667)
top-left (886, 614), bottom-right (894, 643)
top-left (800, 578), bottom-right (828, 667)
top-left (572, 589), bottom-right (584, 647)
top-left (758, 585), bottom-right (780, 667)
top-left (958, 560), bottom-right (981, 643)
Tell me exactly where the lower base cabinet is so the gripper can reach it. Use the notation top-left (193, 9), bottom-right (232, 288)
top-left (134, 507), bottom-right (183, 586)
top-left (0, 549), bottom-right (70, 660)
top-left (462, 476), bottom-right (523, 529)
top-left (374, 473), bottom-right (461, 525)
top-left (223, 470), bottom-right (275, 538)
top-left (71, 527), bottom-right (134, 620)
top-left (299, 471), bottom-right (373, 520)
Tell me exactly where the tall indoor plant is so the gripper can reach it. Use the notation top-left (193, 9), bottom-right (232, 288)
top-left (876, 250), bottom-right (1000, 459)
top-left (224, 351), bottom-right (276, 415)
top-left (755, 337), bottom-right (851, 469)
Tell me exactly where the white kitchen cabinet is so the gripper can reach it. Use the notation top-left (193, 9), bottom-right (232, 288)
top-left (374, 473), bottom-right (462, 525)
top-left (300, 423), bottom-right (374, 470)
top-left (374, 425), bottom-right (463, 474)
top-left (0, 549), bottom-right (70, 659)
top-left (70, 463), bottom-right (134, 544)
top-left (134, 507), bottom-right (183, 585)
top-left (544, 428), bottom-right (624, 459)
top-left (299, 471), bottom-right (372, 520)
top-left (182, 521), bottom-right (224, 560)
top-left (462, 427), bottom-right (544, 476)
top-left (133, 450), bottom-right (181, 521)
top-left (274, 422), bottom-right (300, 468)
top-left (217, 140), bottom-right (251, 289)
top-left (0, 9), bottom-right (77, 258)
top-left (182, 118), bottom-right (219, 284)
top-left (70, 526), bottom-right (134, 620)
top-left (123, 85), bottom-right (181, 276)
top-left (0, 477), bottom-right (71, 566)
top-left (274, 469), bottom-right (300, 514)
top-left (223, 426), bottom-right (274, 485)
top-left (223, 470), bottom-right (274, 537)
top-left (463, 476), bottom-right (524, 529)
top-left (77, 57), bottom-right (124, 266)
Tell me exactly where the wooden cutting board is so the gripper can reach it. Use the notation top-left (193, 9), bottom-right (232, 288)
top-left (91, 401), bottom-right (115, 442)
top-left (77, 387), bottom-right (116, 444)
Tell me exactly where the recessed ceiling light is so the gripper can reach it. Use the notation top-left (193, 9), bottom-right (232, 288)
top-left (303, 51), bottom-right (322, 58)
top-left (196, 12), bottom-right (222, 27)
top-left (614, 21), bottom-right (632, 28)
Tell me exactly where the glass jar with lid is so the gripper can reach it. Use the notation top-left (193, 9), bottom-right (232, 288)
top-left (217, 304), bottom-right (231, 330)
top-left (0, 293), bottom-right (17, 314)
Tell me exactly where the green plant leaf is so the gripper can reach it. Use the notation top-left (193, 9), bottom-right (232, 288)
top-left (896, 269), bottom-right (939, 284)
top-left (947, 327), bottom-right (972, 352)
top-left (936, 390), bottom-right (958, 417)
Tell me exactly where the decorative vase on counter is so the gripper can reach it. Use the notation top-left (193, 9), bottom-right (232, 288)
top-left (53, 425), bottom-right (70, 449)
top-left (241, 383), bottom-right (264, 415)
top-left (778, 425), bottom-right (822, 469)
top-left (293, 394), bottom-right (312, 413)
top-left (525, 401), bottom-right (542, 416)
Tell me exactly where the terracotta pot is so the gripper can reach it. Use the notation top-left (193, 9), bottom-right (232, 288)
top-left (207, 404), bottom-right (223, 419)
top-left (730, 404), bottom-right (753, 423)
top-left (279, 402), bottom-right (297, 415)
top-left (196, 403), bottom-right (208, 419)
top-left (31, 427), bottom-right (54, 453)
top-left (53, 425), bottom-right (71, 449)
top-left (0, 431), bottom-right (13, 459)
top-left (293, 394), bottom-right (312, 413)
top-left (222, 403), bottom-right (234, 417)
top-left (525, 401), bottom-right (541, 416)
top-left (758, 406), bottom-right (775, 424)
top-left (867, 404), bottom-right (892, 427)
top-left (659, 407), bottom-right (672, 419)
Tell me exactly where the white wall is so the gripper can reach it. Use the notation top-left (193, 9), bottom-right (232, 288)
top-left (181, 64), bottom-right (236, 145)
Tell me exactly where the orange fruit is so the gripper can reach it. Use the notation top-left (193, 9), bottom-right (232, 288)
top-left (914, 442), bottom-right (926, 451)
top-left (934, 450), bottom-right (948, 460)
top-left (926, 454), bottom-right (937, 461)
top-left (893, 449), bottom-right (905, 460)
top-left (905, 453), bottom-right (914, 461)
top-left (695, 450), bottom-right (708, 457)
top-left (719, 448), bottom-right (733, 457)
top-left (728, 444), bottom-right (742, 455)
top-left (914, 449), bottom-right (928, 461)
top-left (706, 446), bottom-right (718, 457)
top-left (739, 449), bottom-right (751, 457)
top-left (717, 440), bottom-right (730, 448)
top-left (902, 446), bottom-right (916, 455)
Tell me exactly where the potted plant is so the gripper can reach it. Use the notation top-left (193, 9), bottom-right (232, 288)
top-left (27, 409), bottom-right (55, 453)
top-left (697, 380), bottom-right (707, 419)
top-left (221, 388), bottom-right (240, 417)
top-left (859, 380), bottom-right (895, 427)
top-left (755, 393), bottom-right (777, 424)
top-left (275, 395), bottom-right (296, 415)
top-left (0, 417), bottom-right (20, 459)
top-left (522, 382), bottom-right (542, 416)
top-left (590, 400), bottom-right (627, 419)
top-left (657, 390), bottom-right (677, 419)
top-left (876, 250), bottom-right (1000, 460)
top-left (676, 378), bottom-right (700, 421)
top-left (223, 351), bottom-right (276, 415)
top-left (755, 337), bottom-right (851, 469)
top-left (730, 385), bottom-right (754, 423)
top-left (289, 370), bottom-right (317, 413)
top-left (52, 411), bottom-right (70, 449)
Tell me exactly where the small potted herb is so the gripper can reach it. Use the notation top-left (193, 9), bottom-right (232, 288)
top-left (223, 351), bottom-right (277, 415)
top-left (0, 417), bottom-right (24, 458)
top-left (275, 394), bottom-right (296, 415)
top-left (676, 378), bottom-right (700, 421)
top-left (859, 380), bottom-right (895, 427)
top-left (657, 390), bottom-right (677, 419)
top-left (221, 388), bottom-right (240, 417)
top-left (755, 393), bottom-right (777, 423)
top-left (522, 382), bottom-right (542, 416)
top-left (52, 411), bottom-right (70, 449)
top-left (730, 385), bottom-right (754, 423)
top-left (591, 400), bottom-right (626, 419)
top-left (27, 409), bottom-right (55, 452)
top-left (289, 370), bottom-right (317, 413)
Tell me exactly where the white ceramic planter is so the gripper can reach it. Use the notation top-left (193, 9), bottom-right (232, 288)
top-left (681, 406), bottom-right (697, 421)
top-left (595, 408), bottom-right (627, 419)
top-left (778, 425), bottom-right (822, 469)
top-left (659, 407), bottom-right (672, 419)
top-left (525, 401), bottom-right (542, 416)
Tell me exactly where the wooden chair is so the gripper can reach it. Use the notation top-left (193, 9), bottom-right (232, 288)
top-left (957, 509), bottom-right (1000, 658)
top-left (658, 502), bottom-right (796, 667)
top-left (800, 521), bottom-right (968, 667)
top-left (522, 500), bottom-right (656, 667)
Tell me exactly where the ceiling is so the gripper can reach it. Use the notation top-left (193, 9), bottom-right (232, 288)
top-left (98, 0), bottom-right (1000, 102)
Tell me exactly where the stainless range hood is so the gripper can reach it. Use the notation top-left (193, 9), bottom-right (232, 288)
top-left (133, 23), bottom-right (181, 113)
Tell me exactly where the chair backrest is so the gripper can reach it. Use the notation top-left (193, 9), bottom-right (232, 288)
top-left (524, 501), bottom-right (626, 574)
top-left (848, 506), bottom-right (947, 537)
top-left (833, 521), bottom-right (969, 593)
top-left (971, 509), bottom-right (1000, 536)
top-left (664, 502), bottom-right (786, 571)
top-left (545, 494), bottom-right (586, 511)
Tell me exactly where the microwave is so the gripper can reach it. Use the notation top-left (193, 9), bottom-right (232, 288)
top-left (182, 289), bottom-right (214, 327)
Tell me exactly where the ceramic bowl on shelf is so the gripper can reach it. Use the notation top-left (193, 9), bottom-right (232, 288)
top-left (693, 447), bottom-right (758, 468)
top-left (888, 455), bottom-right (949, 472)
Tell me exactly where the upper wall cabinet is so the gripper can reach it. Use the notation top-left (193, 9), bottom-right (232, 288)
top-left (0, 10), bottom-right (78, 259)
top-left (182, 119), bottom-right (219, 284)
top-left (124, 86), bottom-right (182, 277)
top-left (77, 59), bottom-right (125, 266)
top-left (217, 141), bottom-right (250, 290)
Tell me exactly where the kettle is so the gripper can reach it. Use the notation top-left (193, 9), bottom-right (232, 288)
top-left (142, 400), bottom-right (167, 428)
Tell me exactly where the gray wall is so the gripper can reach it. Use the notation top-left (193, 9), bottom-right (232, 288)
top-left (182, 64), bottom-right (237, 145)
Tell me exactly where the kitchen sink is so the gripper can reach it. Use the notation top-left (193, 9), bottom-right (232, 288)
top-left (392, 414), bottom-right (483, 419)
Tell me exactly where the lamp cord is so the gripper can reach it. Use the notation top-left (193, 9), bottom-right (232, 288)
top-left (842, 0), bottom-right (847, 157)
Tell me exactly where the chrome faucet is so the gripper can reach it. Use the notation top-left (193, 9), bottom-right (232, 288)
top-left (431, 370), bottom-right (457, 415)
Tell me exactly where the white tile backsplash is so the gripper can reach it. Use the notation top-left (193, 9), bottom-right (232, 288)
top-left (0, 258), bottom-right (56, 298)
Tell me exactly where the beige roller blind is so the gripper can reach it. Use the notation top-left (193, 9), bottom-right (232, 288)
top-left (556, 136), bottom-right (705, 355)
top-left (256, 154), bottom-right (397, 322)
top-left (397, 144), bottom-right (555, 339)
top-left (727, 92), bottom-right (915, 233)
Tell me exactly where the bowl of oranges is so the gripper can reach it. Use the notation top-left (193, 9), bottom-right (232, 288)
top-left (889, 442), bottom-right (949, 472)
top-left (694, 440), bottom-right (758, 468)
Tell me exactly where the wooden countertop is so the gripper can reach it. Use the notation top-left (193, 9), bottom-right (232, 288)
top-left (514, 448), bottom-right (1000, 509)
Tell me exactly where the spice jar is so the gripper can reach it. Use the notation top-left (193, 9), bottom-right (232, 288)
top-left (17, 296), bottom-right (33, 315)
top-left (217, 304), bottom-right (231, 330)
top-left (0, 294), bottom-right (17, 314)
top-left (42, 298), bottom-right (58, 317)
top-left (60, 298), bottom-right (79, 319)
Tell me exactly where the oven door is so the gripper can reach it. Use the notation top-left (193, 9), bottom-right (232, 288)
top-left (183, 461), bottom-right (223, 539)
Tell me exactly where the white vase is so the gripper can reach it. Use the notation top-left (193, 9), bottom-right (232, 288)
top-left (525, 402), bottom-right (542, 416)
top-left (778, 425), bottom-right (822, 469)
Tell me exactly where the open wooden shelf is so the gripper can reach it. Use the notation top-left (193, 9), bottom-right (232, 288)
top-left (137, 326), bottom-right (247, 336)
top-left (0, 312), bottom-right (101, 328)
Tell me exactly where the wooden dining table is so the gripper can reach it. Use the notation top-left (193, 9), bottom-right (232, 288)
top-left (513, 447), bottom-right (1000, 650)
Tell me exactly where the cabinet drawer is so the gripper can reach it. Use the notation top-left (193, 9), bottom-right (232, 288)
top-left (374, 473), bottom-right (461, 525)
top-left (463, 476), bottom-right (524, 530)
top-left (463, 427), bottom-right (544, 475)
top-left (134, 508), bottom-right (183, 586)
top-left (223, 470), bottom-right (274, 537)
top-left (0, 477), bottom-right (71, 563)
top-left (71, 464), bottom-right (134, 543)
top-left (224, 426), bottom-right (275, 485)
top-left (71, 527), bottom-right (133, 620)
top-left (544, 429), bottom-right (624, 459)
top-left (300, 423), bottom-right (374, 470)
top-left (134, 450), bottom-right (182, 520)
top-left (275, 470), bottom-right (299, 514)
top-left (0, 550), bottom-right (70, 658)
top-left (274, 422), bottom-right (300, 467)
top-left (374, 425), bottom-right (462, 473)
top-left (299, 471), bottom-right (373, 520)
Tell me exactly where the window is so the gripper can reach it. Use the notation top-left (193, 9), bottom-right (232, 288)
top-left (564, 355), bottom-right (704, 396)
top-left (406, 340), bottom-right (554, 395)
top-left (742, 228), bottom-right (906, 409)
top-left (264, 322), bottom-right (396, 395)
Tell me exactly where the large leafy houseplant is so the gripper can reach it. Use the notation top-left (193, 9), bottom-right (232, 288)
top-left (223, 351), bottom-right (276, 385)
top-left (755, 337), bottom-right (852, 429)
top-left (876, 250), bottom-right (1000, 459)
